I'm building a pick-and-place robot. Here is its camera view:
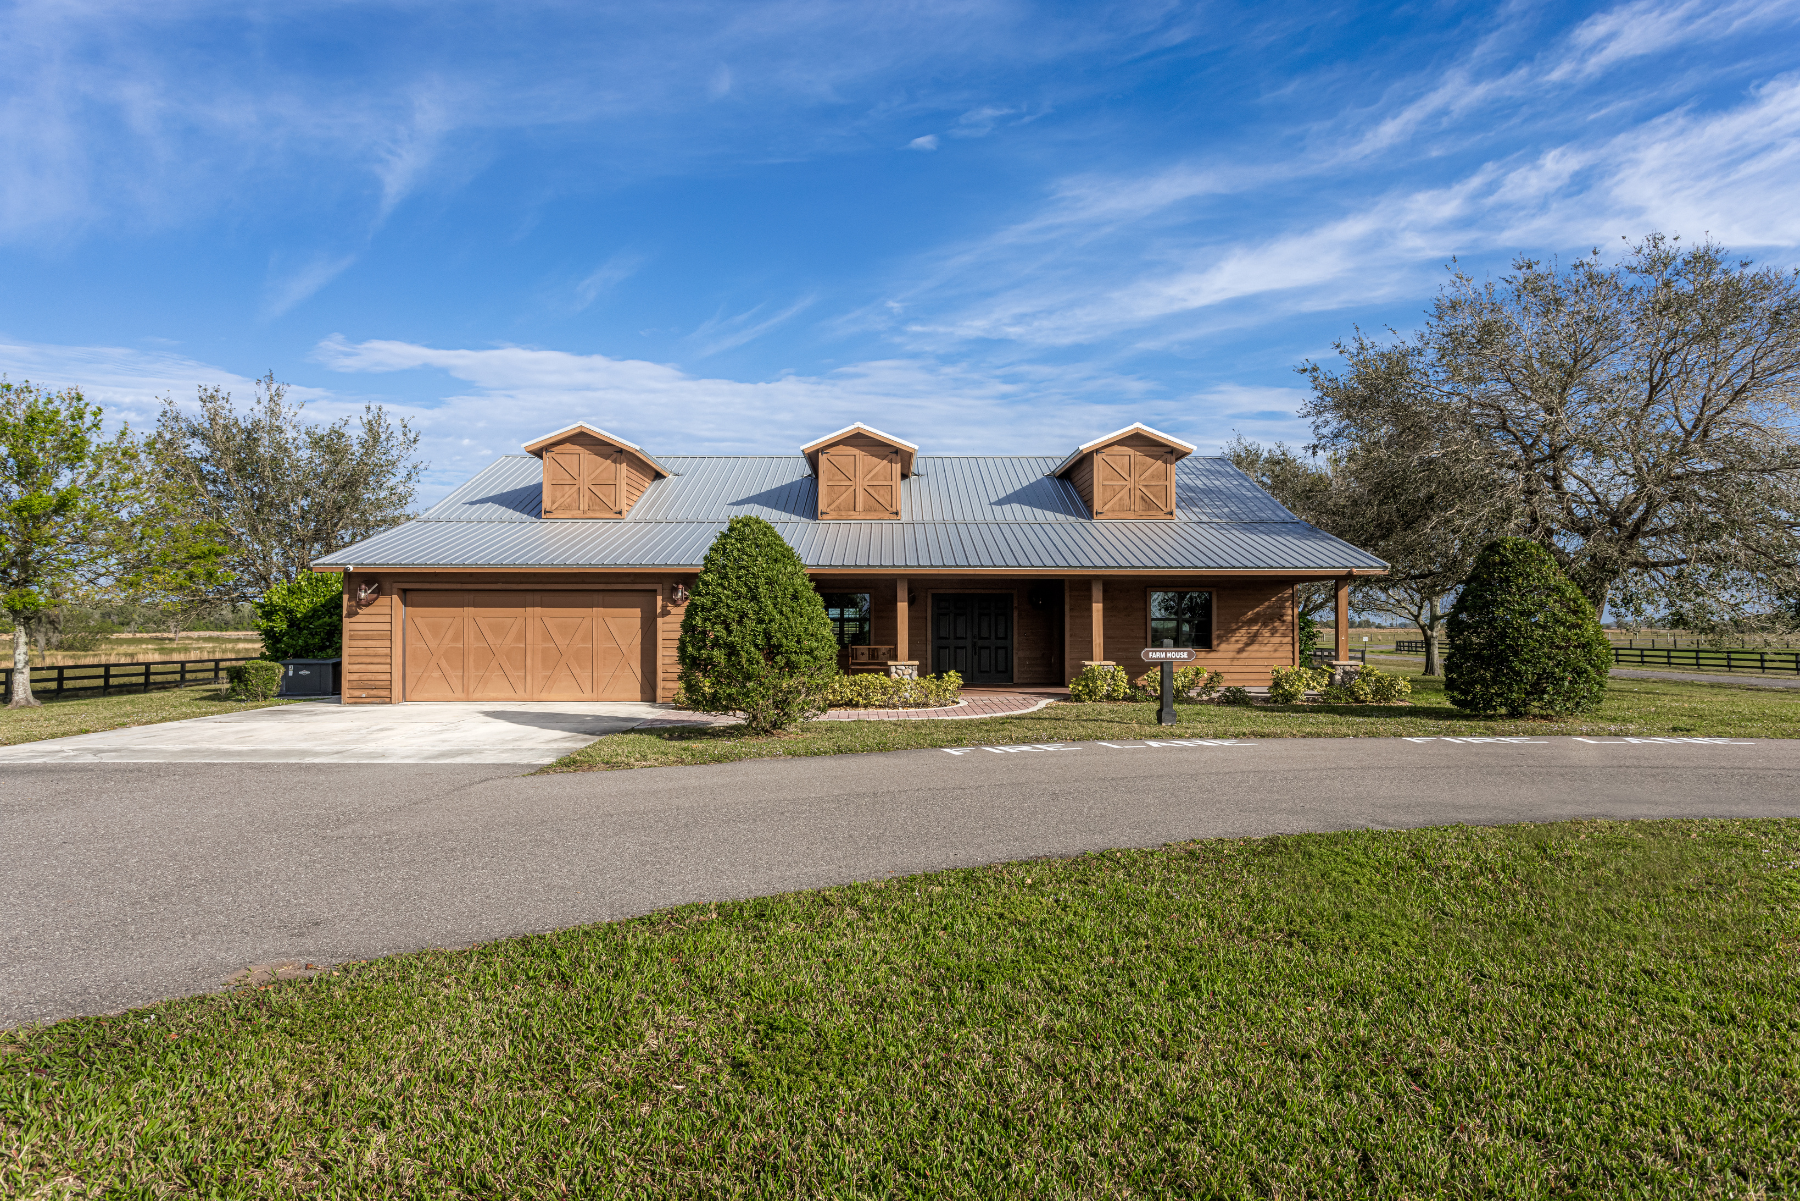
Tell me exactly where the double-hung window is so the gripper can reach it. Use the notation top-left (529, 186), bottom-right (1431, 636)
top-left (1149, 590), bottom-right (1213, 649)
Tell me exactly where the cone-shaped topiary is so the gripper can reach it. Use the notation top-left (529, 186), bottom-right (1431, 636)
top-left (678, 516), bottom-right (838, 732)
top-left (1445, 537), bottom-right (1613, 716)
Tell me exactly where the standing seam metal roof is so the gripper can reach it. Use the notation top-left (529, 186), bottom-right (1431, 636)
top-left (314, 454), bottom-right (1386, 572)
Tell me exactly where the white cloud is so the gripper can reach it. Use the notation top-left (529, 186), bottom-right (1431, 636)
top-left (688, 294), bottom-right (817, 356)
top-left (573, 251), bottom-right (647, 311)
top-left (264, 253), bottom-right (359, 318)
top-left (908, 134), bottom-right (940, 151)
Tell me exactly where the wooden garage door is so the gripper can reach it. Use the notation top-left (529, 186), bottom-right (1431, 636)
top-left (404, 591), bottom-right (656, 701)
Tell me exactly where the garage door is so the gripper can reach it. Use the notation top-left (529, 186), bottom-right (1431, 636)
top-left (403, 591), bottom-right (657, 702)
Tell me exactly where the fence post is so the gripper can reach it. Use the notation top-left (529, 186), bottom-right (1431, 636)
top-left (1, 667), bottom-right (8, 705)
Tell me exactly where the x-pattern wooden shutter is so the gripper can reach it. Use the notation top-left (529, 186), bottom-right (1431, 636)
top-left (820, 452), bottom-right (858, 516)
top-left (1095, 451), bottom-right (1134, 516)
top-left (858, 451), bottom-right (898, 516)
top-left (545, 451), bottom-right (581, 514)
top-left (1134, 451), bottom-right (1173, 516)
top-left (583, 448), bottom-right (622, 515)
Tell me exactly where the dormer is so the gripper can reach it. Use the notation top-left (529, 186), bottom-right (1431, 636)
top-left (1051, 423), bottom-right (1194, 520)
top-left (801, 423), bottom-right (916, 521)
top-left (523, 423), bottom-right (669, 519)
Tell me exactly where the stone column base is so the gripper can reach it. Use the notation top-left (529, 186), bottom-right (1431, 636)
top-left (1079, 660), bottom-right (1116, 668)
top-left (887, 661), bottom-right (920, 680)
top-left (1330, 661), bottom-right (1362, 689)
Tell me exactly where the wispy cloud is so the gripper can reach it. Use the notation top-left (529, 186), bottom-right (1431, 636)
top-left (909, 134), bottom-right (940, 151)
top-left (574, 251), bottom-right (647, 311)
top-left (264, 253), bottom-right (359, 318)
top-left (688, 294), bottom-right (817, 357)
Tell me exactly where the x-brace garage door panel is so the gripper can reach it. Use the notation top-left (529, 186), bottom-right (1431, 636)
top-left (404, 591), bottom-right (656, 701)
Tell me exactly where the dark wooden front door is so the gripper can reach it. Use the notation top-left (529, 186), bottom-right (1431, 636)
top-left (932, 594), bottom-right (1013, 684)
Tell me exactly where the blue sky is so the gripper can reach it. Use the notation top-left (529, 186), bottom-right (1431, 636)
top-left (4, 0), bottom-right (1799, 503)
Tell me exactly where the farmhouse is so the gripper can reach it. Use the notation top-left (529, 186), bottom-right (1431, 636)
top-left (312, 421), bottom-right (1385, 703)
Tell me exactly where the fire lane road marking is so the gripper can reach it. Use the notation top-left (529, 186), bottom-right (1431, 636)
top-left (940, 740), bottom-right (1257, 755)
top-left (1402, 736), bottom-right (1756, 745)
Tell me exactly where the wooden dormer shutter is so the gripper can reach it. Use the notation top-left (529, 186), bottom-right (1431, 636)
top-left (1095, 451), bottom-right (1133, 517)
top-left (820, 452), bottom-right (858, 514)
top-left (1135, 450), bottom-right (1173, 516)
top-left (585, 447), bottom-right (622, 515)
top-left (858, 451), bottom-right (899, 517)
top-left (546, 451), bottom-right (581, 513)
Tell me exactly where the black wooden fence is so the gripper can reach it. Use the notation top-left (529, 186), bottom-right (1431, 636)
top-left (1308, 647), bottom-right (1366, 665)
top-left (0, 658), bottom-right (253, 704)
top-left (1387, 641), bottom-right (1799, 676)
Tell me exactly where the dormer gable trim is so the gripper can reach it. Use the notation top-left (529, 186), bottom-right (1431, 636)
top-left (801, 422), bottom-right (918, 478)
top-left (522, 423), bottom-right (671, 478)
top-left (1049, 423), bottom-right (1195, 479)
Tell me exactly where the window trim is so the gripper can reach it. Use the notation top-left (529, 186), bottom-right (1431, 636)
top-left (1144, 587), bottom-right (1215, 651)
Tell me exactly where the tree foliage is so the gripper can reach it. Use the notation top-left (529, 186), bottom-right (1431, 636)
top-left (1303, 235), bottom-right (1800, 626)
top-left (1444, 538), bottom-right (1613, 716)
top-left (155, 373), bottom-right (422, 598)
top-left (0, 381), bottom-right (154, 705)
top-left (254, 571), bottom-right (345, 661)
top-left (677, 517), bottom-right (837, 733)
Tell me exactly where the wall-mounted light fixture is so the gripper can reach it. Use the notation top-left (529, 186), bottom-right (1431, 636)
top-left (357, 583), bottom-right (380, 607)
top-left (671, 583), bottom-right (690, 605)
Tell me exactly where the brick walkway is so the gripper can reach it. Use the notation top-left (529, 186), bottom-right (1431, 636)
top-left (817, 692), bottom-right (1058, 721)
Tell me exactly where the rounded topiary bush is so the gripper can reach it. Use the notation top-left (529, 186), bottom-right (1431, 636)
top-left (678, 516), bottom-right (837, 733)
top-left (1444, 538), bottom-right (1612, 717)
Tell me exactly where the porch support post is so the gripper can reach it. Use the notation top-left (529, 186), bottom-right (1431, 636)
top-left (1089, 579), bottom-right (1106, 664)
top-left (1332, 572), bottom-right (1358, 687)
top-left (893, 577), bottom-right (911, 673)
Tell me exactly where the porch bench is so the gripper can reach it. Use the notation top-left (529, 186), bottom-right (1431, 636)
top-left (845, 645), bottom-right (899, 672)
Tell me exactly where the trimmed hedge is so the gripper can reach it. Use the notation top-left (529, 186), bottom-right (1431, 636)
top-left (225, 660), bottom-right (283, 701)
top-left (255, 573), bottom-right (343, 661)
top-left (1320, 664), bottom-right (1412, 705)
top-left (1267, 665), bottom-right (1327, 705)
top-left (1445, 538), bottom-right (1612, 716)
top-left (824, 671), bottom-right (963, 710)
top-left (1069, 664), bottom-right (1131, 703)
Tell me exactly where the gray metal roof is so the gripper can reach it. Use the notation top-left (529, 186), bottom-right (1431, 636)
top-left (317, 454), bottom-right (1385, 572)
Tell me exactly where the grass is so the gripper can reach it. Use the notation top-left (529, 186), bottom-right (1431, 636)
top-left (544, 672), bottom-right (1800, 773)
top-left (0, 684), bottom-right (297, 746)
top-left (3, 819), bottom-right (1796, 1197)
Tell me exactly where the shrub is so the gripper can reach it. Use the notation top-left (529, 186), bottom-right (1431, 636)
top-left (1316, 664), bottom-right (1413, 706)
top-left (824, 671), bottom-right (963, 709)
top-left (1129, 665), bottom-right (1225, 702)
top-left (255, 573), bottom-right (343, 661)
top-left (1445, 538), bottom-right (1613, 716)
top-left (678, 517), bottom-right (839, 733)
top-left (225, 659), bottom-right (283, 701)
top-left (1069, 663), bottom-right (1131, 702)
top-left (1267, 665), bottom-right (1326, 704)
top-left (1218, 685), bottom-right (1254, 706)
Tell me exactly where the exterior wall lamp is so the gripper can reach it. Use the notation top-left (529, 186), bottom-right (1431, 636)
top-left (671, 583), bottom-right (690, 605)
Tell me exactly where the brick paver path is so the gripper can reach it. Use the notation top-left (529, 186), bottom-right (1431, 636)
top-left (817, 693), bottom-right (1057, 721)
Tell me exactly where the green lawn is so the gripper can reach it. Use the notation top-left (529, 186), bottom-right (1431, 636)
top-left (546, 672), bottom-right (1800, 773)
top-left (0, 684), bottom-right (296, 746)
top-left (4, 820), bottom-right (1796, 1197)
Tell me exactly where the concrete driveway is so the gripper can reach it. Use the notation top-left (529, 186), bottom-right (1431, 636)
top-left (0, 700), bottom-right (690, 765)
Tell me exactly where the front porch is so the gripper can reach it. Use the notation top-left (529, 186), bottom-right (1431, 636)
top-left (810, 574), bottom-right (1319, 688)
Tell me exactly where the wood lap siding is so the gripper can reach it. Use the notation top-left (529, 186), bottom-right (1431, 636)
top-left (343, 593), bottom-right (394, 703)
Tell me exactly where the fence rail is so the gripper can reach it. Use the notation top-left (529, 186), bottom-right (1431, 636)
top-left (1309, 647), bottom-right (1366, 665)
top-left (0, 657), bottom-right (254, 704)
top-left (1385, 641), bottom-right (1800, 676)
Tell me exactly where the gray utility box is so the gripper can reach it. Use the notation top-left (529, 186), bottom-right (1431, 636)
top-left (279, 658), bottom-right (342, 697)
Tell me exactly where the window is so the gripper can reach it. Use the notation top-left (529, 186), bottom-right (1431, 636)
top-left (1149, 590), bottom-right (1212, 649)
top-left (819, 592), bottom-right (872, 647)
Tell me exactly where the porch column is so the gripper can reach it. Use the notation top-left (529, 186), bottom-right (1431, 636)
top-left (1089, 579), bottom-right (1106, 663)
top-left (892, 578), bottom-right (912, 678)
top-left (1332, 573), bottom-right (1356, 686)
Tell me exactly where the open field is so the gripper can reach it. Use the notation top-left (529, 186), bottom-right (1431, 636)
top-left (24, 633), bottom-right (265, 667)
top-left (3, 819), bottom-right (1795, 1197)
top-left (546, 672), bottom-right (1800, 772)
top-left (0, 685), bottom-right (296, 747)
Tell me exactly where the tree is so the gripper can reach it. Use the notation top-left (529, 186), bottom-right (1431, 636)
top-left (1303, 235), bottom-right (1800, 624)
top-left (677, 516), bottom-right (837, 733)
top-left (155, 373), bottom-right (423, 598)
top-left (0, 381), bottom-right (146, 707)
top-left (1227, 435), bottom-right (1496, 675)
top-left (117, 475), bottom-right (236, 640)
top-left (1444, 538), bottom-right (1613, 716)
top-left (255, 572), bottom-right (344, 661)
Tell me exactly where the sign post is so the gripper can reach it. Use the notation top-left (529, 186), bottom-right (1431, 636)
top-left (1140, 641), bottom-right (1196, 726)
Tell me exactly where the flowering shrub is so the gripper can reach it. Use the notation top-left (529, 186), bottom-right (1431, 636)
top-left (1069, 663), bottom-right (1131, 702)
top-left (1267, 665), bottom-right (1328, 705)
top-left (824, 671), bottom-right (963, 709)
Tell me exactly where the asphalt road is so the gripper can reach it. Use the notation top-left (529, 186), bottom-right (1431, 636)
top-left (6, 733), bottom-right (1799, 1029)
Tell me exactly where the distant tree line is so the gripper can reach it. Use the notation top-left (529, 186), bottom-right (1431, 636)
top-left (0, 373), bottom-right (420, 706)
top-left (1231, 234), bottom-right (1800, 675)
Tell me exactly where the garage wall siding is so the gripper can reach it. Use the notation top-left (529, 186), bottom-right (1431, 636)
top-left (336, 571), bottom-right (687, 704)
